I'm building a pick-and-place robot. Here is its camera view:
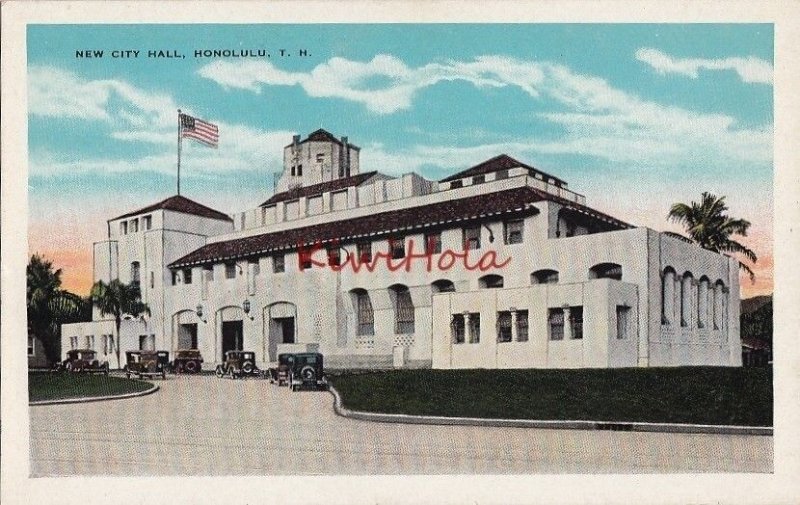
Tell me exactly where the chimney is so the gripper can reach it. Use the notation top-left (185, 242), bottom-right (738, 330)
top-left (292, 134), bottom-right (301, 150)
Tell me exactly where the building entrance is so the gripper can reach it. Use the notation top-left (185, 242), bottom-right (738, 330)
top-left (178, 323), bottom-right (198, 349)
top-left (221, 320), bottom-right (243, 361)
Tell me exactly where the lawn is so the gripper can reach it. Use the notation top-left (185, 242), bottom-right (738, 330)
top-left (29, 372), bottom-right (153, 402)
top-left (328, 367), bottom-right (772, 426)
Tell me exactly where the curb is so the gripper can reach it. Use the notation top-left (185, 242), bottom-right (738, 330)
top-left (29, 383), bottom-right (160, 406)
top-left (327, 387), bottom-right (772, 437)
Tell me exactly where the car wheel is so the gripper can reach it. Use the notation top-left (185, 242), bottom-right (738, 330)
top-left (185, 360), bottom-right (198, 374)
top-left (242, 361), bottom-right (255, 374)
top-left (215, 365), bottom-right (224, 378)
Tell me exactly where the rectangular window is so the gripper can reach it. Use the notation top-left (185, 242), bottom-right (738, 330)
top-left (70, 336), bottom-right (78, 350)
top-left (183, 268), bottom-right (193, 284)
top-left (300, 252), bottom-right (313, 270)
top-left (225, 263), bottom-right (236, 279)
top-left (28, 336), bottom-right (35, 357)
top-left (131, 218), bottom-right (139, 233)
top-left (495, 169), bottom-right (509, 180)
top-left (327, 246), bottom-right (341, 267)
top-left (472, 175), bottom-right (486, 184)
top-left (357, 242), bottom-right (372, 264)
top-left (356, 292), bottom-right (375, 336)
top-left (549, 308), bottom-right (565, 340)
top-left (570, 307), bottom-right (584, 340)
top-left (316, 153), bottom-right (325, 163)
top-left (394, 289), bottom-right (415, 334)
top-left (617, 306), bottom-right (630, 339)
top-left (291, 165), bottom-right (296, 176)
top-left (463, 226), bottom-right (481, 250)
top-left (297, 164), bottom-right (303, 176)
top-left (451, 314), bottom-right (466, 344)
top-left (517, 310), bottom-right (529, 342)
top-left (108, 335), bottom-right (115, 354)
top-left (424, 232), bottom-right (442, 255)
top-left (120, 221), bottom-right (128, 235)
top-left (150, 271), bottom-right (154, 289)
top-left (273, 254), bottom-right (285, 273)
top-left (390, 237), bottom-right (405, 259)
top-left (504, 219), bottom-right (524, 245)
top-left (143, 215), bottom-right (152, 230)
top-left (131, 262), bottom-right (141, 285)
top-left (102, 335), bottom-right (108, 355)
top-left (139, 335), bottom-right (148, 350)
top-left (497, 311), bottom-right (512, 343)
top-left (469, 313), bottom-right (481, 343)
top-left (450, 180), bottom-right (463, 189)
top-left (86, 335), bottom-right (94, 350)
top-left (172, 270), bottom-right (179, 286)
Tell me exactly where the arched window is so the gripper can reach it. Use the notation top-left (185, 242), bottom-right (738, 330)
top-left (713, 280), bottom-right (726, 330)
top-left (130, 261), bottom-right (141, 286)
top-left (589, 263), bottom-right (622, 280)
top-left (680, 272), bottom-right (693, 327)
top-left (697, 276), bottom-right (710, 328)
top-left (661, 267), bottom-right (676, 324)
top-left (351, 289), bottom-right (374, 336)
top-left (431, 279), bottom-right (456, 293)
top-left (390, 284), bottom-right (415, 334)
top-left (479, 274), bottom-right (504, 289)
top-left (531, 269), bottom-right (559, 285)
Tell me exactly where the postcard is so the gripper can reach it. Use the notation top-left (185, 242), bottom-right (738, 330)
top-left (2, 1), bottom-right (798, 504)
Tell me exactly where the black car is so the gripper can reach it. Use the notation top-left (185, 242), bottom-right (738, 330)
top-left (288, 352), bottom-right (327, 392)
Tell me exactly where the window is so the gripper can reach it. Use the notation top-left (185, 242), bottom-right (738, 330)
top-left (570, 307), bottom-right (584, 339)
top-left (549, 308), bottom-right (565, 340)
top-left (392, 285), bottom-right (415, 334)
top-left (463, 225), bottom-right (481, 250)
top-left (479, 274), bottom-right (504, 289)
top-left (251, 261), bottom-right (260, 276)
top-left (451, 314), bottom-right (466, 344)
top-left (108, 335), bottom-right (115, 354)
top-left (273, 254), bottom-right (285, 273)
top-left (517, 310), bottom-right (529, 342)
top-left (432, 279), bottom-right (455, 293)
top-left (357, 242), bottom-right (372, 264)
top-left (131, 218), bottom-right (139, 233)
top-left (149, 271), bottom-right (154, 289)
top-left (469, 313), bottom-right (481, 343)
top-left (297, 164), bottom-right (303, 176)
top-left (102, 335), bottom-right (108, 355)
top-left (589, 263), bottom-right (623, 280)
top-left (225, 263), bottom-right (237, 279)
top-left (131, 262), bottom-right (140, 286)
top-left (531, 269), bottom-right (559, 284)
top-left (680, 273), bottom-right (693, 327)
top-left (204, 265), bottom-right (214, 281)
top-left (316, 153), bottom-right (325, 163)
top-left (120, 221), bottom-right (128, 235)
top-left (143, 215), bottom-right (152, 230)
top-left (139, 335), bottom-right (148, 350)
top-left (354, 290), bottom-right (374, 336)
top-left (70, 336), bottom-right (78, 350)
top-left (86, 335), bottom-right (94, 349)
top-left (171, 270), bottom-right (179, 286)
top-left (504, 219), bottom-right (524, 244)
top-left (183, 268), bottom-right (193, 284)
top-left (390, 237), bottom-right (405, 259)
top-left (472, 175), bottom-right (486, 184)
top-left (300, 252), bottom-right (313, 270)
top-left (28, 336), bottom-right (35, 357)
top-left (495, 169), bottom-right (509, 180)
top-left (291, 165), bottom-right (296, 176)
top-left (616, 306), bottom-right (630, 339)
top-left (497, 311), bottom-right (512, 343)
top-left (420, 232), bottom-right (440, 255)
top-left (327, 246), bottom-right (341, 267)
top-left (450, 180), bottom-right (463, 189)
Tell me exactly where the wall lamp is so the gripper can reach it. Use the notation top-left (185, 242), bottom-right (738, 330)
top-left (242, 299), bottom-right (255, 321)
top-left (195, 304), bottom-right (207, 324)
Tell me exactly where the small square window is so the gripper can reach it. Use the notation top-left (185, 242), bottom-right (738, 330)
top-left (130, 219), bottom-right (139, 233)
top-left (183, 268), bottom-right (193, 284)
top-left (120, 221), bottom-right (128, 235)
top-left (357, 242), bottom-right (372, 264)
top-left (327, 246), bottom-right (341, 267)
top-left (143, 215), bottom-right (152, 230)
top-left (450, 180), bottom-right (463, 189)
top-left (495, 169), bottom-right (509, 180)
top-left (204, 266), bottom-right (214, 282)
top-left (390, 238), bottom-right (405, 259)
top-left (472, 175), bottom-right (486, 184)
top-left (424, 232), bottom-right (442, 255)
top-left (451, 314), bottom-right (466, 344)
top-left (273, 255), bottom-right (285, 273)
top-left (549, 308), bottom-right (564, 341)
top-left (297, 164), bottom-right (303, 176)
top-left (463, 226), bottom-right (481, 250)
top-left (504, 219), bottom-right (524, 244)
top-left (225, 263), bottom-right (237, 279)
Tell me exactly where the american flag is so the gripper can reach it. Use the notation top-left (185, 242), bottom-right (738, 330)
top-left (180, 113), bottom-right (219, 148)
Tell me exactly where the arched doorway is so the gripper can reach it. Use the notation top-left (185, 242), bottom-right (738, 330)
top-left (264, 302), bottom-right (297, 362)
top-left (216, 306), bottom-right (245, 362)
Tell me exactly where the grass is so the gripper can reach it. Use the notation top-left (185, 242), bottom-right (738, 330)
top-left (328, 367), bottom-right (773, 427)
top-left (29, 372), bottom-right (153, 402)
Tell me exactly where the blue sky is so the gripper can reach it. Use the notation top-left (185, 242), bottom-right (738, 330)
top-left (26, 24), bottom-right (774, 295)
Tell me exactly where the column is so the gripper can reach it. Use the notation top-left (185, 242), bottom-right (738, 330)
top-left (463, 313), bottom-right (472, 343)
top-left (563, 307), bottom-right (572, 340)
top-left (510, 310), bottom-right (519, 342)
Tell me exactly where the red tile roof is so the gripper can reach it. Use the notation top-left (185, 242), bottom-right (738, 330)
top-left (260, 171), bottom-right (378, 206)
top-left (170, 186), bottom-right (632, 268)
top-left (440, 154), bottom-right (566, 186)
top-left (111, 195), bottom-right (233, 222)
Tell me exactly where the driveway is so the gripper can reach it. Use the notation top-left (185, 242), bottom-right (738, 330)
top-left (29, 375), bottom-right (773, 476)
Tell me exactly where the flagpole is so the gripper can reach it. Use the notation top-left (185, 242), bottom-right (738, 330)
top-left (177, 109), bottom-right (182, 196)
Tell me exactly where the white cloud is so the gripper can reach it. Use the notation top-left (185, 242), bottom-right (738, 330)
top-left (635, 48), bottom-right (773, 85)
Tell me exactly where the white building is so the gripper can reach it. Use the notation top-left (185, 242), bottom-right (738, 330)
top-left (62, 129), bottom-right (742, 370)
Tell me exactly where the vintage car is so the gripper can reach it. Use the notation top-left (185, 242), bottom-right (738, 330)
top-left (170, 349), bottom-right (204, 374)
top-left (268, 353), bottom-right (295, 386)
top-left (53, 349), bottom-right (109, 374)
top-left (289, 352), bottom-right (327, 392)
top-left (124, 350), bottom-right (169, 380)
top-left (215, 350), bottom-right (260, 379)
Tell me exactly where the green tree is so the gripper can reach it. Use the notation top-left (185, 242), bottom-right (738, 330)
top-left (27, 254), bottom-right (91, 364)
top-left (667, 192), bottom-right (758, 281)
top-left (90, 279), bottom-right (149, 369)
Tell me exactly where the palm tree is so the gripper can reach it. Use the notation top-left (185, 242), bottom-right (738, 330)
top-left (667, 192), bottom-right (758, 281)
top-left (90, 279), bottom-right (149, 369)
top-left (27, 254), bottom-right (91, 364)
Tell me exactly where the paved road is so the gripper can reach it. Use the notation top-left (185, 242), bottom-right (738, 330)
top-left (29, 375), bottom-right (773, 476)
